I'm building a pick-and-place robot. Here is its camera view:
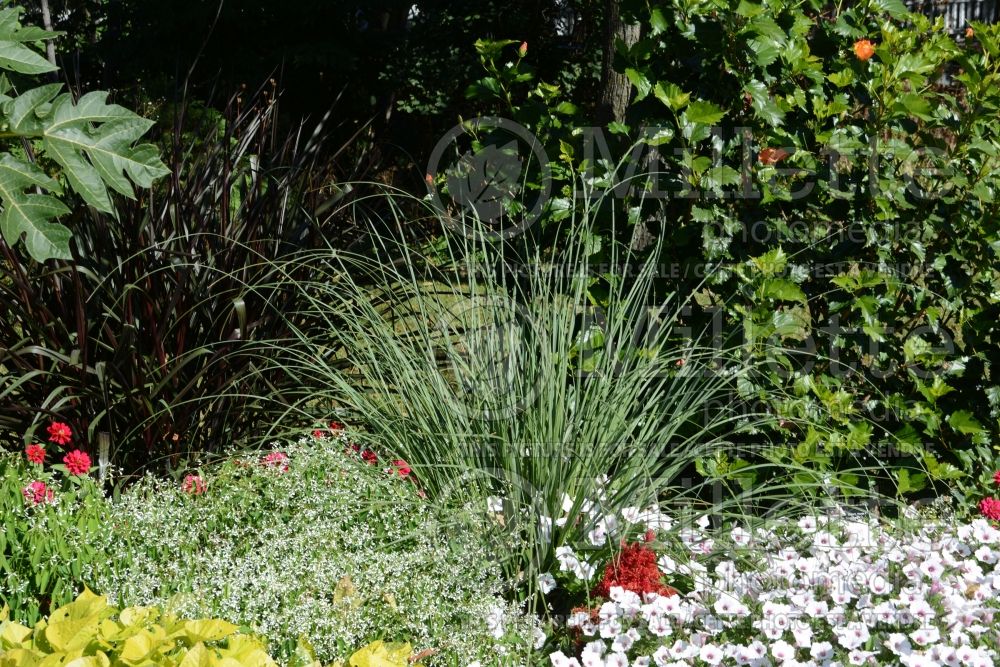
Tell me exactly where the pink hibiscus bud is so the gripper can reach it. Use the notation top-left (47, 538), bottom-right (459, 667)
top-left (518, 41), bottom-right (528, 57)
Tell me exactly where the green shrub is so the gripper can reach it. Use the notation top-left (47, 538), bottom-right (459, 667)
top-left (462, 2), bottom-right (1000, 503)
top-left (88, 437), bottom-right (538, 665)
top-left (0, 587), bottom-right (279, 666)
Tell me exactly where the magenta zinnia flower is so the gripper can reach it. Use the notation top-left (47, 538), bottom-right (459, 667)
top-left (979, 497), bottom-right (1000, 521)
top-left (63, 449), bottom-right (91, 476)
top-left (261, 451), bottom-right (289, 472)
top-left (47, 421), bottom-right (72, 445)
top-left (22, 481), bottom-right (55, 505)
top-left (25, 444), bottom-right (46, 465)
top-left (181, 474), bottom-right (207, 495)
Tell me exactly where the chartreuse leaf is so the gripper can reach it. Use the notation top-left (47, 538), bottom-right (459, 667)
top-left (43, 588), bottom-right (111, 650)
top-left (288, 636), bottom-right (323, 667)
top-left (1, 650), bottom-right (42, 667)
top-left (179, 619), bottom-right (241, 644)
top-left (0, 617), bottom-right (32, 645)
top-left (2, 590), bottom-right (280, 666)
top-left (178, 642), bottom-right (212, 667)
top-left (224, 635), bottom-right (279, 667)
top-left (65, 652), bottom-right (112, 667)
top-left (348, 641), bottom-right (415, 667)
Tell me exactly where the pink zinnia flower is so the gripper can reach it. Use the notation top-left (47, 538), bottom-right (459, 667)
top-left (390, 459), bottom-right (411, 478)
top-left (63, 449), bottom-right (91, 476)
top-left (47, 421), bottom-right (72, 445)
top-left (261, 451), bottom-right (289, 472)
top-left (22, 480), bottom-right (55, 505)
top-left (980, 497), bottom-right (1000, 521)
top-left (181, 474), bottom-right (207, 495)
top-left (25, 444), bottom-right (46, 465)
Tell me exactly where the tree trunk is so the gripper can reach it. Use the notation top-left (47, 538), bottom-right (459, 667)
top-left (598, 0), bottom-right (641, 125)
top-left (39, 0), bottom-right (57, 66)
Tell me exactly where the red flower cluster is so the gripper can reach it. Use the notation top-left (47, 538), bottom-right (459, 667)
top-left (981, 471), bottom-right (1000, 521)
top-left (313, 420), bottom-right (346, 440)
top-left (181, 474), bottom-right (207, 495)
top-left (22, 480), bottom-right (55, 505)
top-left (344, 442), bottom-right (377, 464)
top-left (63, 449), bottom-right (92, 476)
top-left (25, 444), bottom-right (46, 465)
top-left (391, 459), bottom-right (411, 478)
top-left (980, 497), bottom-right (1000, 521)
top-left (261, 451), bottom-right (290, 472)
top-left (592, 542), bottom-right (678, 599)
top-left (47, 421), bottom-right (72, 445)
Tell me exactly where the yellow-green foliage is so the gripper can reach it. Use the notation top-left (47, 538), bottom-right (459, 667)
top-left (0, 588), bottom-right (277, 666)
top-left (340, 641), bottom-right (421, 667)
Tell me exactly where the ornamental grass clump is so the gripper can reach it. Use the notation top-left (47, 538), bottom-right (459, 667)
top-left (90, 437), bottom-right (539, 665)
top-left (251, 200), bottom-right (847, 606)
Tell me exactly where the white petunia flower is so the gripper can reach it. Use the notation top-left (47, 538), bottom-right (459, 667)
top-left (834, 622), bottom-right (870, 650)
top-left (698, 644), bottom-right (724, 665)
top-left (606, 654), bottom-right (629, 667)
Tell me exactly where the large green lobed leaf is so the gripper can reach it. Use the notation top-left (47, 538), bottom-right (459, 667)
top-left (0, 6), bottom-right (167, 262)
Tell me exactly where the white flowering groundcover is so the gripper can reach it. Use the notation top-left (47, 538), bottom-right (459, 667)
top-left (536, 508), bottom-right (1000, 667)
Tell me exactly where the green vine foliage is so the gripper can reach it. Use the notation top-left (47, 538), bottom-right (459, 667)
top-left (469, 0), bottom-right (1000, 506)
top-left (0, 4), bottom-right (167, 262)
